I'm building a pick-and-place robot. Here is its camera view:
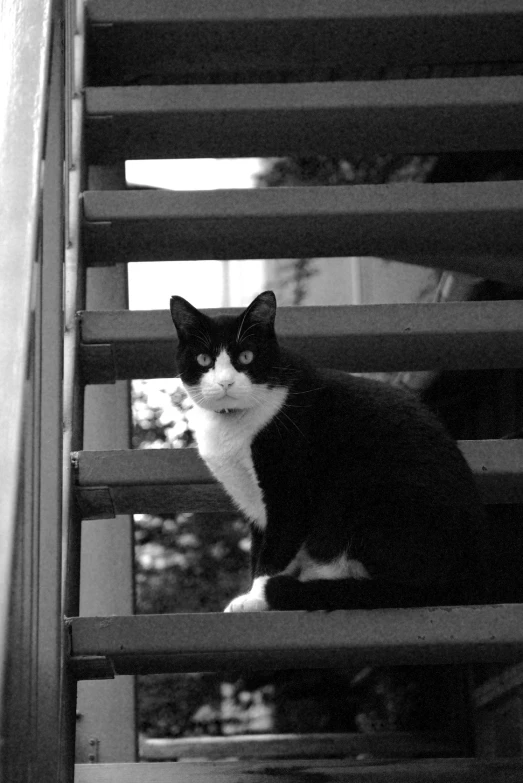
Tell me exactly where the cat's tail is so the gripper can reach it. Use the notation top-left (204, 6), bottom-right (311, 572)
top-left (264, 574), bottom-right (484, 612)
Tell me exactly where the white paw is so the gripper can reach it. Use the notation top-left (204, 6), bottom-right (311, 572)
top-left (224, 593), bottom-right (268, 612)
top-left (224, 576), bottom-right (270, 612)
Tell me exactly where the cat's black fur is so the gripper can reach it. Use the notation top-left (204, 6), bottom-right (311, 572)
top-left (171, 291), bottom-right (487, 611)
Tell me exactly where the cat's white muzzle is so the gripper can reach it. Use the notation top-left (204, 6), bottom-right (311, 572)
top-left (186, 385), bottom-right (253, 413)
top-left (208, 392), bottom-right (253, 412)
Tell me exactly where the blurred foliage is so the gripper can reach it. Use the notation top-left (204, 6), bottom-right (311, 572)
top-left (135, 511), bottom-right (250, 614)
top-left (132, 380), bottom-right (193, 450)
top-left (257, 154), bottom-right (436, 188)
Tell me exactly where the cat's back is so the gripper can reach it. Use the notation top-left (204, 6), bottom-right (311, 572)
top-left (277, 356), bottom-right (482, 509)
top-left (271, 348), bottom-right (452, 448)
top-left (287, 358), bottom-right (448, 440)
top-left (315, 368), bottom-right (439, 437)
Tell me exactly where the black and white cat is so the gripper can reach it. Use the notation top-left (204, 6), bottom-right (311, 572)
top-left (170, 291), bottom-right (486, 613)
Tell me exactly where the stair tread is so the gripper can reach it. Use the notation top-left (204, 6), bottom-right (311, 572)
top-left (80, 300), bottom-right (523, 382)
top-left (68, 604), bottom-right (523, 677)
top-left (86, 76), bottom-right (523, 162)
top-left (74, 440), bottom-right (523, 518)
top-left (140, 731), bottom-right (462, 761)
top-left (75, 757), bottom-right (523, 783)
top-left (83, 183), bottom-right (523, 282)
top-left (86, 0), bottom-right (523, 87)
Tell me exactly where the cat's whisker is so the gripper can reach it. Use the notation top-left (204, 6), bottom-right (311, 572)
top-left (273, 418), bottom-right (289, 439)
top-left (192, 329), bottom-right (213, 352)
top-left (236, 309), bottom-right (251, 343)
top-left (270, 407), bottom-right (291, 436)
top-left (275, 407), bottom-right (306, 440)
top-left (249, 390), bottom-right (276, 412)
top-left (188, 389), bottom-right (209, 407)
top-left (271, 416), bottom-right (285, 441)
top-left (237, 322), bottom-right (260, 345)
top-left (288, 389), bottom-right (324, 397)
top-left (271, 366), bottom-right (300, 375)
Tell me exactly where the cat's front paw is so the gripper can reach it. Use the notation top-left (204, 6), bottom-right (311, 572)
top-left (224, 593), bottom-right (268, 612)
top-left (224, 576), bottom-right (269, 612)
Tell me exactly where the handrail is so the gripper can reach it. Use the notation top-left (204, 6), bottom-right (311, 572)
top-left (62, 0), bottom-right (86, 618)
top-left (0, 0), bottom-right (54, 745)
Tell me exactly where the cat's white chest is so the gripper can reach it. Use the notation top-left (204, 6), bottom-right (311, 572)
top-left (199, 423), bottom-right (266, 528)
top-left (188, 389), bottom-right (287, 529)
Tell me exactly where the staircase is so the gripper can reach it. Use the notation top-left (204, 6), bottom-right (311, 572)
top-left (2, 1), bottom-right (523, 781)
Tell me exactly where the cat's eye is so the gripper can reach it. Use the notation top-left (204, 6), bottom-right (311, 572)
top-left (196, 353), bottom-right (212, 367)
top-left (238, 350), bottom-right (254, 365)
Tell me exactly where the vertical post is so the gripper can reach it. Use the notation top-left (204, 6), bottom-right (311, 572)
top-left (62, 0), bottom-right (86, 622)
top-left (75, 163), bottom-right (137, 763)
top-left (61, 1), bottom-right (86, 777)
top-left (37, 14), bottom-right (68, 779)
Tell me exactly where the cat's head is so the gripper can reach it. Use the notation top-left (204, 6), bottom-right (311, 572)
top-left (170, 291), bottom-right (282, 413)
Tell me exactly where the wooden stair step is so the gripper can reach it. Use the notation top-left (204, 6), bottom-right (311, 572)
top-left (82, 183), bottom-right (523, 283)
top-left (75, 757), bottom-right (523, 783)
top-left (74, 447), bottom-right (231, 518)
top-left (68, 604), bottom-right (523, 677)
top-left (86, 77), bottom-right (523, 163)
top-left (73, 440), bottom-right (523, 519)
top-left (139, 731), bottom-right (462, 761)
top-left (86, 0), bottom-right (523, 86)
top-left (80, 300), bottom-right (523, 383)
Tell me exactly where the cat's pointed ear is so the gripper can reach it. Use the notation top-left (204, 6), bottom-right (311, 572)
top-left (170, 296), bottom-right (208, 341)
top-left (242, 290), bottom-right (277, 328)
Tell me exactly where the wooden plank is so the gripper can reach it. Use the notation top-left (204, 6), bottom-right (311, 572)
top-left (75, 758), bottom-right (523, 783)
top-left (86, 0), bottom-right (523, 86)
top-left (86, 77), bottom-right (523, 162)
top-left (473, 661), bottom-right (523, 708)
top-left (140, 731), bottom-right (462, 761)
top-left (82, 183), bottom-right (523, 284)
top-left (68, 605), bottom-right (523, 676)
top-left (87, 0), bottom-right (523, 26)
top-left (74, 439), bottom-right (523, 518)
top-left (76, 483), bottom-right (233, 519)
top-left (77, 447), bottom-right (211, 488)
top-left (79, 300), bottom-right (523, 382)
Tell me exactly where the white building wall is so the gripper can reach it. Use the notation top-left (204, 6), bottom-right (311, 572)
top-left (265, 256), bottom-right (444, 307)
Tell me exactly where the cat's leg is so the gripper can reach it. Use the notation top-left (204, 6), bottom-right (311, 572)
top-left (224, 547), bottom-right (307, 612)
top-left (224, 575), bottom-right (270, 612)
top-left (263, 547), bottom-right (376, 610)
top-left (225, 520), bottom-right (444, 612)
top-left (224, 543), bottom-right (349, 612)
top-left (224, 527), bottom-right (270, 612)
top-left (292, 546), bottom-right (371, 582)
top-left (224, 527), bottom-right (304, 612)
top-left (264, 574), bottom-right (443, 611)
top-left (224, 483), bottom-right (484, 611)
top-left (264, 504), bottom-right (484, 611)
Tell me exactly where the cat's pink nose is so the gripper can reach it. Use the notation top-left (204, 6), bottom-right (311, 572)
top-left (219, 379), bottom-right (234, 389)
